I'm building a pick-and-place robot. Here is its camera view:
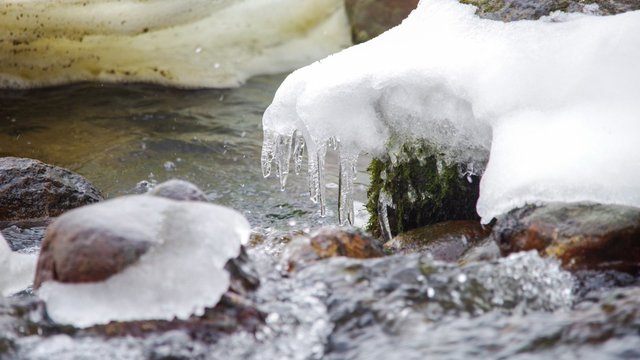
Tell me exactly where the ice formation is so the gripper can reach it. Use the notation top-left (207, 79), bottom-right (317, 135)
top-left (37, 196), bottom-right (250, 328)
top-left (262, 0), bottom-right (640, 223)
top-left (0, 0), bottom-right (350, 88)
top-left (0, 232), bottom-right (38, 296)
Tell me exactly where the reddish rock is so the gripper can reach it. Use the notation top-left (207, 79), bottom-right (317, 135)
top-left (0, 157), bottom-right (102, 225)
top-left (385, 220), bottom-right (492, 261)
top-left (344, 0), bottom-right (419, 43)
top-left (285, 228), bottom-right (384, 272)
top-left (310, 228), bottom-right (385, 259)
top-left (493, 203), bottom-right (640, 272)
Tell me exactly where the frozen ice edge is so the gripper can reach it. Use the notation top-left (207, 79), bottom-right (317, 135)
top-left (262, 0), bottom-right (640, 223)
top-left (37, 196), bottom-right (251, 328)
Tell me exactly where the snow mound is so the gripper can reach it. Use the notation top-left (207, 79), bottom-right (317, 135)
top-left (0, 232), bottom-right (37, 296)
top-left (262, 0), bottom-right (640, 223)
top-left (37, 196), bottom-right (250, 328)
top-left (0, 0), bottom-right (350, 88)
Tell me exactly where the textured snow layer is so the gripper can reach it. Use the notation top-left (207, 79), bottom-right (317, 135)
top-left (262, 0), bottom-right (640, 222)
top-left (0, 232), bottom-right (37, 296)
top-left (37, 196), bottom-right (250, 328)
top-left (0, 0), bottom-right (350, 88)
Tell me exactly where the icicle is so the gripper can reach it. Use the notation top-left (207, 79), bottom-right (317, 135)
top-left (328, 136), bottom-right (338, 151)
top-left (338, 149), bottom-right (358, 225)
top-left (261, 130), bottom-right (277, 178)
top-left (377, 188), bottom-right (395, 241)
top-left (274, 133), bottom-right (294, 190)
top-left (292, 131), bottom-right (306, 175)
top-left (308, 143), bottom-right (327, 217)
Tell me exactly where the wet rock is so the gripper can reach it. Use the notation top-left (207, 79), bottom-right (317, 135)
top-left (493, 203), bottom-right (640, 272)
top-left (0, 157), bottom-right (102, 225)
top-left (384, 220), bottom-right (491, 261)
top-left (84, 292), bottom-right (265, 343)
top-left (310, 228), bottom-right (385, 259)
top-left (367, 141), bottom-right (482, 239)
top-left (285, 228), bottom-right (384, 272)
top-left (148, 179), bottom-right (208, 202)
top-left (344, 0), bottom-right (419, 43)
top-left (1, 225), bottom-right (46, 253)
top-left (461, 0), bottom-right (640, 21)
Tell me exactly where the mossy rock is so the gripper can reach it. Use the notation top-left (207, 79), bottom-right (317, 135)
top-left (366, 141), bottom-right (481, 238)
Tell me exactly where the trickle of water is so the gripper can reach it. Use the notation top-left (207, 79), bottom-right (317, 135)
top-left (377, 188), bottom-right (394, 240)
top-left (338, 148), bottom-right (358, 225)
top-left (292, 131), bottom-right (305, 175)
top-left (275, 133), bottom-right (294, 190)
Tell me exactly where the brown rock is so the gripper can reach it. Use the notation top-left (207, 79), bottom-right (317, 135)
top-left (310, 228), bottom-right (385, 259)
top-left (0, 157), bottom-right (102, 225)
top-left (284, 228), bottom-right (384, 272)
top-left (385, 220), bottom-right (492, 262)
top-left (493, 203), bottom-right (640, 272)
top-left (344, 0), bottom-right (419, 43)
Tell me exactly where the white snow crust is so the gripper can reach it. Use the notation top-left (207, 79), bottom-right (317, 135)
top-left (0, 232), bottom-right (37, 296)
top-left (262, 0), bottom-right (640, 223)
top-left (37, 196), bottom-right (250, 328)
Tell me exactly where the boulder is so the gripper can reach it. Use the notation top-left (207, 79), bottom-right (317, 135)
top-left (493, 203), bottom-right (640, 272)
top-left (344, 0), bottom-right (419, 43)
top-left (384, 220), bottom-right (491, 261)
top-left (0, 157), bottom-right (102, 225)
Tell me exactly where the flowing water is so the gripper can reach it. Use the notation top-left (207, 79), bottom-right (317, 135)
top-left (0, 76), bottom-right (639, 359)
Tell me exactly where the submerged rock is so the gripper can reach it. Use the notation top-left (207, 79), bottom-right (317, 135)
top-left (344, 0), bottom-right (419, 43)
top-left (366, 141), bottom-right (481, 239)
top-left (148, 179), bottom-right (208, 202)
top-left (493, 203), bottom-right (640, 272)
top-left (385, 220), bottom-right (491, 261)
top-left (0, 157), bottom-right (102, 225)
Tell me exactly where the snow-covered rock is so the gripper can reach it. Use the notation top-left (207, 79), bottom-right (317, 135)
top-left (35, 195), bottom-right (250, 328)
top-left (262, 0), bottom-right (640, 223)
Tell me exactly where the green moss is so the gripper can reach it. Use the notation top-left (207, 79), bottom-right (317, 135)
top-left (366, 141), bottom-right (481, 238)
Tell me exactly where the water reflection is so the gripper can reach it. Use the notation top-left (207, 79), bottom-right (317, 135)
top-left (0, 75), bottom-right (370, 230)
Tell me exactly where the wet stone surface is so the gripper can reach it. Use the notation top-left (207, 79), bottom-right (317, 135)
top-left (344, 0), bottom-right (419, 43)
top-left (462, 0), bottom-right (640, 21)
top-left (0, 157), bottom-right (102, 225)
top-left (385, 220), bottom-right (491, 261)
top-left (493, 202), bottom-right (640, 272)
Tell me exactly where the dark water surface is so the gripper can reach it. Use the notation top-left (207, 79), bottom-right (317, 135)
top-left (0, 74), bottom-right (370, 232)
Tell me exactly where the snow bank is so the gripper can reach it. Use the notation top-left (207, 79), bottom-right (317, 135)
top-left (37, 196), bottom-right (250, 328)
top-left (0, 232), bottom-right (37, 296)
top-left (262, 0), bottom-right (640, 223)
top-left (0, 0), bottom-right (350, 88)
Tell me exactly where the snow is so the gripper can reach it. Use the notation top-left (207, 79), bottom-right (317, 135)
top-left (262, 0), bottom-right (640, 223)
top-left (0, 232), bottom-right (38, 296)
top-left (0, 0), bottom-right (350, 88)
top-left (37, 196), bottom-right (250, 328)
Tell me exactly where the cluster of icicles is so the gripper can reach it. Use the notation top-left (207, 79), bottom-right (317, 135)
top-left (261, 130), bottom-right (359, 225)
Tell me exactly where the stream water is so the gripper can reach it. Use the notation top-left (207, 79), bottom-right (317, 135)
top-left (0, 75), bottom-right (639, 359)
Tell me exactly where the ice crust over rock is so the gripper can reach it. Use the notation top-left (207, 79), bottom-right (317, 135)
top-left (0, 232), bottom-right (37, 296)
top-left (261, 0), bottom-right (640, 223)
top-left (37, 196), bottom-right (250, 328)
